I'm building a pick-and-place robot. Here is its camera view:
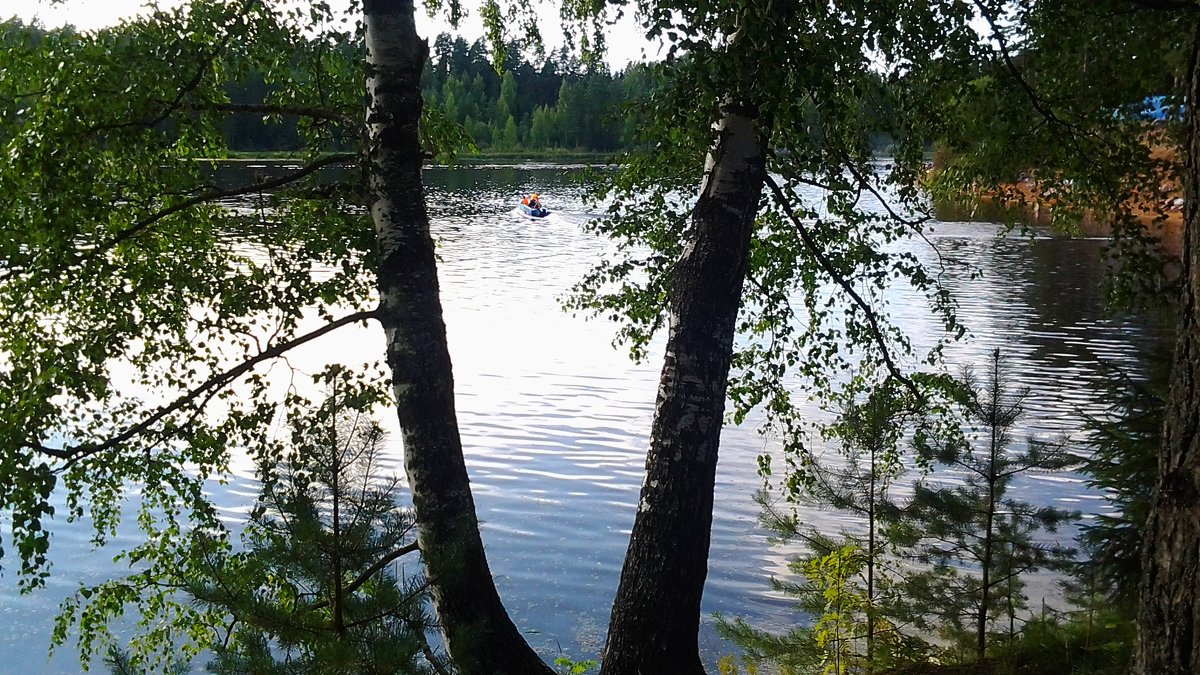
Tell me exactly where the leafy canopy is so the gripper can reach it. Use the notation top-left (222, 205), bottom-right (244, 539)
top-left (1, 0), bottom-right (379, 594)
top-left (564, 0), bottom-right (978, 487)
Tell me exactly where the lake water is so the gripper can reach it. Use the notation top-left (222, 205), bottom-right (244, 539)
top-left (0, 163), bottom-right (1172, 672)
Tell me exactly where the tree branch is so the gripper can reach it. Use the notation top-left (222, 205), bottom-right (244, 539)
top-left (296, 541), bottom-right (420, 614)
top-left (79, 0), bottom-right (263, 136)
top-left (31, 310), bottom-right (378, 466)
top-left (781, 156), bottom-right (953, 285)
top-left (971, 0), bottom-right (1096, 158)
top-left (83, 152), bottom-right (355, 264)
top-left (341, 540), bottom-right (421, 599)
top-left (81, 58), bottom-right (211, 136)
top-left (190, 101), bottom-right (359, 129)
top-left (764, 174), bottom-right (922, 400)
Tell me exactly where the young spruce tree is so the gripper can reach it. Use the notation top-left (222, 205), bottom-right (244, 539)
top-left (719, 381), bottom-right (930, 674)
top-left (91, 381), bottom-right (446, 674)
top-left (896, 349), bottom-right (1078, 661)
top-left (190, 389), bottom-right (447, 674)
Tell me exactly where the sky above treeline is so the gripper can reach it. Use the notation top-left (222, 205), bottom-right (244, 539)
top-left (8, 0), bottom-right (659, 68)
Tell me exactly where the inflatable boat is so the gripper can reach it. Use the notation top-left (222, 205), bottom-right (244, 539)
top-left (520, 202), bottom-right (550, 218)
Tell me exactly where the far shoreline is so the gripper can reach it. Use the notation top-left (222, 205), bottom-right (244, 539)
top-left (208, 150), bottom-right (623, 165)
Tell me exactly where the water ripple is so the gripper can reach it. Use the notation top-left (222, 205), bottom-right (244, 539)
top-left (0, 166), bottom-right (1170, 671)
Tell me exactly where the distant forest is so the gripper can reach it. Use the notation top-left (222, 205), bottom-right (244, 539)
top-left (0, 16), bottom-right (651, 154)
top-left (3, 18), bottom-right (897, 156)
top-left (221, 33), bottom-right (898, 156)
top-left (226, 33), bottom-right (655, 154)
top-left (424, 34), bottom-right (653, 152)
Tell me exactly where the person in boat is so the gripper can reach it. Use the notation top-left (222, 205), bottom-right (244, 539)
top-left (526, 193), bottom-right (541, 210)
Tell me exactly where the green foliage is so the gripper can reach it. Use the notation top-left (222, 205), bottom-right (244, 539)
top-left (3, 1), bottom-right (588, 669)
top-left (563, 0), bottom-right (975, 494)
top-left (1071, 350), bottom-right (1169, 614)
top-left (65, 386), bottom-right (445, 673)
top-left (4, 0), bottom-right (367, 594)
top-left (200, 394), bottom-right (441, 674)
top-left (719, 383), bottom-right (933, 674)
top-left (894, 350), bottom-right (1079, 654)
top-left (104, 645), bottom-right (191, 675)
top-left (725, 353), bottom-right (1099, 672)
top-left (0, 1), bottom-right (463, 666)
top-left (986, 613), bottom-right (1134, 675)
top-left (848, 611), bottom-right (1134, 675)
top-left (802, 545), bottom-right (876, 673)
top-left (916, 0), bottom-right (1188, 309)
top-left (553, 655), bottom-right (599, 674)
top-left (803, 381), bottom-right (914, 515)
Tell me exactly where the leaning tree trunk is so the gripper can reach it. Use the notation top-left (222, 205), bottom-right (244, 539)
top-left (1134, 20), bottom-right (1200, 675)
top-left (599, 100), bottom-right (769, 675)
top-left (363, 2), bottom-right (551, 673)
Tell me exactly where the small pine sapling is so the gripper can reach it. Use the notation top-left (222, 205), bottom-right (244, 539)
top-left (894, 349), bottom-right (1079, 661)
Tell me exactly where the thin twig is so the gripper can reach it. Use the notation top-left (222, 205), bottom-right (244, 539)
top-left (32, 310), bottom-right (378, 466)
top-left (83, 152), bottom-right (356, 263)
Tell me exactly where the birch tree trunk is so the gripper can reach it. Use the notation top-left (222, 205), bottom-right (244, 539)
top-left (599, 99), bottom-right (769, 675)
top-left (1134, 19), bottom-right (1200, 675)
top-left (363, 2), bottom-right (551, 672)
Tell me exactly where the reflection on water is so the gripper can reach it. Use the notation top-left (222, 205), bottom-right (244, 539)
top-left (0, 164), bottom-right (1171, 671)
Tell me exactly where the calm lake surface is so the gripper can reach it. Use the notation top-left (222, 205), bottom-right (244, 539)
top-left (0, 163), bottom-right (1171, 672)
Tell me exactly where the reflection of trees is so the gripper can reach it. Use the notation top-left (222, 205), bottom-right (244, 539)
top-left (931, 231), bottom-right (1169, 398)
top-left (1021, 238), bottom-right (1108, 327)
top-left (933, 199), bottom-right (1027, 224)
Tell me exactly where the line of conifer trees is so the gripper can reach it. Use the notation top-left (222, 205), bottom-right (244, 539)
top-left (422, 34), bottom-right (655, 153)
top-left (217, 31), bottom-right (656, 154)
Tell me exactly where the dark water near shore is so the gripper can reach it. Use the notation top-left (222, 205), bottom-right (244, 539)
top-left (0, 163), bottom-right (1171, 671)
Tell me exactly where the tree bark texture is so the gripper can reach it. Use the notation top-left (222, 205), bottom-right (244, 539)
top-left (1134, 20), bottom-right (1200, 675)
top-left (600, 102), bottom-right (769, 675)
top-left (363, 2), bottom-right (551, 672)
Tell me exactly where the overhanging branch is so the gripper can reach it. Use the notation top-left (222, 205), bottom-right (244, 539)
top-left (31, 309), bottom-right (378, 466)
top-left (84, 152), bottom-right (356, 263)
top-left (971, 0), bottom-right (1097, 159)
top-left (190, 102), bottom-right (359, 129)
top-left (764, 174), bottom-right (922, 399)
